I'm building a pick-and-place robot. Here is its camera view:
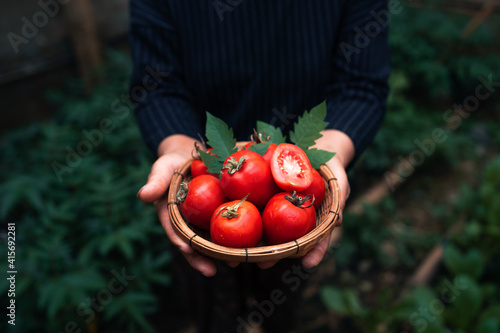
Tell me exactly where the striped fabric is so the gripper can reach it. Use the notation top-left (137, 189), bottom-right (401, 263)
top-left (129, 0), bottom-right (390, 159)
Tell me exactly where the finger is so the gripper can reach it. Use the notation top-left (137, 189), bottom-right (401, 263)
top-left (328, 163), bottom-right (349, 210)
top-left (182, 251), bottom-right (217, 277)
top-left (257, 260), bottom-right (278, 270)
top-left (156, 198), bottom-right (194, 255)
top-left (226, 261), bottom-right (240, 268)
top-left (326, 161), bottom-right (349, 227)
top-left (329, 226), bottom-right (343, 247)
top-left (138, 156), bottom-right (176, 203)
top-left (157, 198), bottom-right (216, 276)
top-left (335, 209), bottom-right (344, 227)
top-left (302, 232), bottom-right (331, 268)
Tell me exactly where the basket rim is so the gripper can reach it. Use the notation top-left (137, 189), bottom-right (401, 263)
top-left (167, 155), bottom-right (341, 263)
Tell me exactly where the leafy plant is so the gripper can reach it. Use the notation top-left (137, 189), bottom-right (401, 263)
top-left (321, 156), bottom-right (500, 333)
top-left (200, 101), bottom-right (335, 171)
top-left (0, 50), bottom-right (171, 332)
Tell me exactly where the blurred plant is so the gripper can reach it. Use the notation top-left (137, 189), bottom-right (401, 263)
top-left (358, 1), bottom-right (500, 174)
top-left (322, 4), bottom-right (500, 330)
top-left (390, 2), bottom-right (500, 99)
top-left (0, 50), bottom-right (170, 333)
top-left (321, 156), bottom-right (500, 332)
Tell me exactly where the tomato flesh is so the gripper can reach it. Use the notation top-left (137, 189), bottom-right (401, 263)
top-left (270, 143), bottom-right (313, 192)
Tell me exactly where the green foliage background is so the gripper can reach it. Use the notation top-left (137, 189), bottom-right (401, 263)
top-left (1, 51), bottom-right (171, 332)
top-left (1, 2), bottom-right (499, 332)
top-left (320, 2), bottom-right (500, 333)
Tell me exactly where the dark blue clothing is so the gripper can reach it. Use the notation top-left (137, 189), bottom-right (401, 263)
top-left (129, 3), bottom-right (390, 331)
top-left (130, 0), bottom-right (390, 159)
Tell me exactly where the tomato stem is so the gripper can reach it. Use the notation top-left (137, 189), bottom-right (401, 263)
top-left (250, 128), bottom-right (271, 144)
top-left (191, 141), bottom-right (206, 160)
top-left (191, 135), bottom-right (210, 160)
top-left (284, 191), bottom-right (315, 209)
top-left (176, 182), bottom-right (189, 202)
top-left (216, 194), bottom-right (250, 219)
top-left (222, 156), bottom-right (246, 175)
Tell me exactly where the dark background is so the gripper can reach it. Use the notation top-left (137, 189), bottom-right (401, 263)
top-left (1, 0), bottom-right (499, 332)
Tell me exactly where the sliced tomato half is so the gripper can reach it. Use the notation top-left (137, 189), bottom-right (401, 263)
top-left (270, 143), bottom-right (313, 192)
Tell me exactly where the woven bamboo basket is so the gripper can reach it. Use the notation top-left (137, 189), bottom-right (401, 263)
top-left (167, 149), bottom-right (341, 263)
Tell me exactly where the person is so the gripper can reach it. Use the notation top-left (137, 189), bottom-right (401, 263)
top-left (130, 1), bottom-right (390, 331)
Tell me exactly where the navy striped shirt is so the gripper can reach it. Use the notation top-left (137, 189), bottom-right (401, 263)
top-left (130, 0), bottom-right (390, 159)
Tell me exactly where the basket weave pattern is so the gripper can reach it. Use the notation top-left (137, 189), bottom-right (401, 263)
top-left (167, 157), bottom-right (341, 263)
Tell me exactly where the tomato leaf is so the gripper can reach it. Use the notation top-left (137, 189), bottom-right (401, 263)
top-left (199, 150), bottom-right (223, 174)
top-left (205, 112), bottom-right (237, 162)
top-left (306, 148), bottom-right (335, 169)
top-left (256, 121), bottom-right (286, 145)
top-left (246, 142), bottom-right (272, 156)
top-left (289, 101), bottom-right (329, 149)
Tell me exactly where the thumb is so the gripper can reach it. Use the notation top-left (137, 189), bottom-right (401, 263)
top-left (137, 155), bottom-right (177, 203)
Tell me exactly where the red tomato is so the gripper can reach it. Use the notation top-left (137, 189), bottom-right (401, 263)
top-left (210, 196), bottom-right (263, 248)
top-left (262, 143), bottom-right (277, 165)
top-left (270, 143), bottom-right (314, 192)
top-left (177, 175), bottom-right (227, 230)
top-left (191, 148), bottom-right (218, 178)
top-left (299, 169), bottom-right (325, 210)
top-left (220, 150), bottom-right (279, 209)
top-left (244, 142), bottom-right (278, 165)
top-left (262, 192), bottom-right (316, 245)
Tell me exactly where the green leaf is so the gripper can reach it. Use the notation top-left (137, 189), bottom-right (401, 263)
top-left (320, 286), bottom-right (350, 315)
top-left (128, 304), bottom-right (155, 332)
top-left (205, 112), bottom-right (237, 162)
top-left (62, 270), bottom-right (106, 289)
top-left (320, 286), bottom-right (366, 317)
top-left (305, 148), bottom-right (336, 169)
top-left (199, 150), bottom-right (223, 174)
top-left (476, 318), bottom-right (499, 333)
top-left (443, 243), bottom-right (462, 274)
top-left (47, 286), bottom-right (66, 319)
top-left (444, 244), bottom-right (484, 279)
top-left (0, 193), bottom-right (16, 219)
top-left (256, 121), bottom-right (286, 145)
top-left (289, 101), bottom-right (329, 149)
top-left (118, 237), bottom-right (134, 259)
top-left (246, 142), bottom-right (272, 156)
top-left (481, 306), bottom-right (500, 323)
top-left (38, 281), bottom-right (59, 309)
top-left (446, 275), bottom-right (482, 329)
top-left (120, 293), bottom-right (157, 331)
top-left (401, 287), bottom-right (445, 333)
top-left (343, 289), bottom-right (367, 317)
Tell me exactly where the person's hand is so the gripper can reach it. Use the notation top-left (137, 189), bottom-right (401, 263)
top-left (301, 129), bottom-right (353, 268)
top-left (139, 131), bottom-right (353, 274)
top-left (137, 134), bottom-right (218, 277)
top-left (254, 130), bottom-right (353, 270)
